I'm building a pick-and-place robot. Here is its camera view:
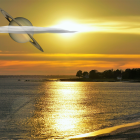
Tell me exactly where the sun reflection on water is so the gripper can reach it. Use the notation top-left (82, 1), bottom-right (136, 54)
top-left (54, 88), bottom-right (78, 132)
top-left (32, 82), bottom-right (101, 138)
top-left (44, 82), bottom-right (81, 135)
top-left (55, 117), bottom-right (76, 131)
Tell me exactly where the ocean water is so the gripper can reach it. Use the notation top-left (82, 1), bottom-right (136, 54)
top-left (0, 76), bottom-right (140, 139)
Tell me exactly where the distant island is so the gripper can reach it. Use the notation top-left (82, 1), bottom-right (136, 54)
top-left (60, 68), bottom-right (140, 82)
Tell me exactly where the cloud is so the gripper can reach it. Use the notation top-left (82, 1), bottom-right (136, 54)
top-left (75, 17), bottom-right (140, 34)
top-left (1, 53), bottom-right (140, 60)
top-left (1, 18), bottom-right (140, 35)
top-left (0, 58), bottom-right (140, 75)
top-left (1, 53), bottom-right (140, 74)
top-left (0, 26), bottom-right (77, 34)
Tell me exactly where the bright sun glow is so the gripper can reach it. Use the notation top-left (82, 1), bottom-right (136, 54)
top-left (53, 20), bottom-right (93, 37)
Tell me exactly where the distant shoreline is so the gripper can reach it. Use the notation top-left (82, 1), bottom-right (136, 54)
top-left (59, 78), bottom-right (140, 82)
top-left (1, 75), bottom-right (140, 83)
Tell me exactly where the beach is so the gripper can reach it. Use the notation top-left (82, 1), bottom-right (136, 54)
top-left (69, 121), bottom-right (140, 139)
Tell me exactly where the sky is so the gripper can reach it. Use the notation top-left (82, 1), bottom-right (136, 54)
top-left (1, 0), bottom-right (140, 75)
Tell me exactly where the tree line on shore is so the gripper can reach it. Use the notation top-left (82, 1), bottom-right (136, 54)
top-left (76, 68), bottom-right (140, 79)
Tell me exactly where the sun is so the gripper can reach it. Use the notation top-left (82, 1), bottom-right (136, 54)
top-left (53, 20), bottom-right (92, 37)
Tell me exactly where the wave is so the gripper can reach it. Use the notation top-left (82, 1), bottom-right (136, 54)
top-left (69, 121), bottom-right (140, 139)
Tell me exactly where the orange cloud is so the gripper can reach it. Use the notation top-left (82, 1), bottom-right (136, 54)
top-left (120, 62), bottom-right (140, 69)
top-left (0, 54), bottom-right (140, 74)
top-left (0, 59), bottom-right (139, 75)
top-left (1, 53), bottom-right (140, 60)
top-left (1, 53), bottom-right (140, 58)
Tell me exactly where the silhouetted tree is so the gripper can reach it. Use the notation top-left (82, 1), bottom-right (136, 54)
top-left (136, 68), bottom-right (140, 79)
top-left (76, 68), bottom-right (140, 80)
top-left (103, 69), bottom-right (113, 79)
top-left (113, 69), bottom-right (122, 79)
top-left (89, 70), bottom-right (99, 79)
top-left (122, 69), bottom-right (131, 79)
top-left (76, 70), bottom-right (82, 78)
top-left (82, 71), bottom-right (88, 78)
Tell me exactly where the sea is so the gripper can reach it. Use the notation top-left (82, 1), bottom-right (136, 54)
top-left (0, 75), bottom-right (140, 139)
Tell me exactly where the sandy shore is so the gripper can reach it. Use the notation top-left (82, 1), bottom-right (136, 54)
top-left (69, 121), bottom-right (140, 140)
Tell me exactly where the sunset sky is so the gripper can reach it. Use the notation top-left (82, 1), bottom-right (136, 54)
top-left (1, 0), bottom-right (140, 75)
